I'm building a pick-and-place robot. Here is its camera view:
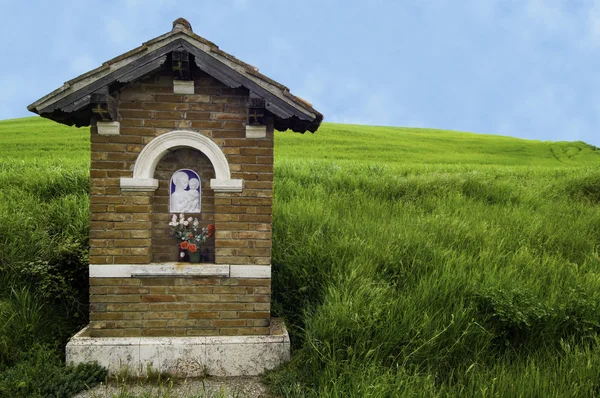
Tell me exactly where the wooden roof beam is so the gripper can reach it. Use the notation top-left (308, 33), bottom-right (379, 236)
top-left (90, 87), bottom-right (117, 122)
top-left (172, 49), bottom-right (191, 80)
top-left (39, 40), bottom-right (183, 115)
top-left (182, 41), bottom-right (312, 121)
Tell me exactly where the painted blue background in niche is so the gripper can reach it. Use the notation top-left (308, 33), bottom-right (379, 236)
top-left (169, 169), bottom-right (201, 213)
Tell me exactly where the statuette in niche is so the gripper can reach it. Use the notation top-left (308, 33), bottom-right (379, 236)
top-left (170, 169), bottom-right (201, 213)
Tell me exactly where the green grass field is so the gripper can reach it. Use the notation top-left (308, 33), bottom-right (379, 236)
top-left (0, 116), bottom-right (599, 397)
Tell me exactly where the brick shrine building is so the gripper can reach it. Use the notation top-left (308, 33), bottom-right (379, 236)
top-left (27, 18), bottom-right (322, 376)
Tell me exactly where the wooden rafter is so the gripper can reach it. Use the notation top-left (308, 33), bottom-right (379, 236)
top-left (181, 41), bottom-right (313, 121)
top-left (39, 41), bottom-right (182, 114)
top-left (90, 87), bottom-right (117, 121)
top-left (172, 49), bottom-right (191, 80)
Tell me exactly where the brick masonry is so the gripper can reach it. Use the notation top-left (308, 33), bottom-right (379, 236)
top-left (89, 68), bottom-right (274, 337)
top-left (89, 277), bottom-right (271, 337)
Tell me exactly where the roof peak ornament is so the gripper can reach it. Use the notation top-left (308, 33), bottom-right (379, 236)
top-left (172, 18), bottom-right (192, 32)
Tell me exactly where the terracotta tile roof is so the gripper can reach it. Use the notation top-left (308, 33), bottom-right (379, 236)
top-left (28, 18), bottom-right (322, 133)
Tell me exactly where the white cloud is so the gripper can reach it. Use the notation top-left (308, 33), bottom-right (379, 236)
top-left (496, 82), bottom-right (596, 143)
top-left (103, 17), bottom-right (133, 47)
top-left (0, 75), bottom-right (37, 119)
top-left (270, 36), bottom-right (293, 54)
top-left (232, 0), bottom-right (250, 10)
top-left (295, 67), bottom-right (329, 105)
top-left (69, 55), bottom-right (99, 75)
top-left (3, 0), bottom-right (600, 146)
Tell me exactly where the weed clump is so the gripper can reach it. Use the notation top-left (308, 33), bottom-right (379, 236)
top-left (0, 346), bottom-right (106, 398)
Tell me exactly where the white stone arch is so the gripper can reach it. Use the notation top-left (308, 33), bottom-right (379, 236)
top-left (120, 130), bottom-right (243, 192)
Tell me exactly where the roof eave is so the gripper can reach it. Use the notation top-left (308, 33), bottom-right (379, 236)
top-left (28, 20), bottom-right (324, 133)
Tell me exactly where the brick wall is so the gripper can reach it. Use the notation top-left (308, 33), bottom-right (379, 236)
top-left (88, 68), bottom-right (274, 337)
top-left (89, 276), bottom-right (270, 337)
top-left (89, 69), bottom-right (273, 266)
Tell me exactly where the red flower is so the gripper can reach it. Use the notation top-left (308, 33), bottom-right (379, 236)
top-left (188, 243), bottom-right (197, 253)
top-left (189, 233), bottom-right (193, 238)
top-left (180, 241), bottom-right (189, 250)
top-left (207, 224), bottom-right (215, 238)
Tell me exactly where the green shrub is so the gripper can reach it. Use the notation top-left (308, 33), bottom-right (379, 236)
top-left (475, 287), bottom-right (600, 351)
top-left (0, 345), bottom-right (106, 398)
top-left (17, 237), bottom-right (89, 319)
top-left (0, 287), bottom-right (63, 365)
top-left (565, 173), bottom-right (600, 204)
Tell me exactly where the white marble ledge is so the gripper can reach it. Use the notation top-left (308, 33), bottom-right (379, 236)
top-left (89, 263), bottom-right (271, 279)
top-left (69, 325), bottom-right (289, 346)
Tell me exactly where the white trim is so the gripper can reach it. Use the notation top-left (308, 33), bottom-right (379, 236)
top-left (119, 130), bottom-right (242, 193)
top-left (245, 125), bottom-right (266, 139)
top-left (89, 263), bottom-right (271, 278)
top-left (97, 121), bottom-right (120, 136)
top-left (89, 263), bottom-right (229, 278)
top-left (230, 265), bottom-right (271, 278)
top-left (173, 80), bottom-right (194, 94)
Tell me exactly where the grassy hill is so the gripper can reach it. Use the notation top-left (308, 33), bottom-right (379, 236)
top-left (276, 123), bottom-right (599, 166)
top-left (1, 116), bottom-right (598, 165)
top-left (0, 116), bottom-right (599, 396)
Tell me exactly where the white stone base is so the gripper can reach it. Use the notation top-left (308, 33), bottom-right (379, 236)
top-left (66, 319), bottom-right (290, 377)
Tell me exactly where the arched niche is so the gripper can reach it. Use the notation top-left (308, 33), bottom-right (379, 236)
top-left (120, 130), bottom-right (243, 192)
top-left (152, 148), bottom-right (215, 263)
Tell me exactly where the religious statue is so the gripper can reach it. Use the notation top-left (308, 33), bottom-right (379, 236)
top-left (170, 169), bottom-right (201, 213)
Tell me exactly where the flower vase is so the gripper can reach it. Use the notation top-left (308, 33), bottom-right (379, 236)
top-left (178, 247), bottom-right (189, 262)
top-left (188, 250), bottom-right (201, 263)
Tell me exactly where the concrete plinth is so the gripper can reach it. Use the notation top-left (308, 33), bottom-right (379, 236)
top-left (66, 319), bottom-right (290, 377)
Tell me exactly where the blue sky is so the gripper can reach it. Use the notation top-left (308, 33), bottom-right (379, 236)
top-left (1, 0), bottom-right (599, 146)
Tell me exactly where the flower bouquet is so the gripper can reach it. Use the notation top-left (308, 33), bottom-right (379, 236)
top-left (169, 213), bottom-right (214, 262)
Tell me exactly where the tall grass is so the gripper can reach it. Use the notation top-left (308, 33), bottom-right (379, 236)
top-left (1, 117), bottom-right (600, 396)
top-left (0, 117), bottom-right (101, 397)
top-left (269, 156), bottom-right (600, 395)
top-left (269, 124), bottom-right (600, 396)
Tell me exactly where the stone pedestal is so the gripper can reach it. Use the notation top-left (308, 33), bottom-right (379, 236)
top-left (66, 319), bottom-right (290, 377)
